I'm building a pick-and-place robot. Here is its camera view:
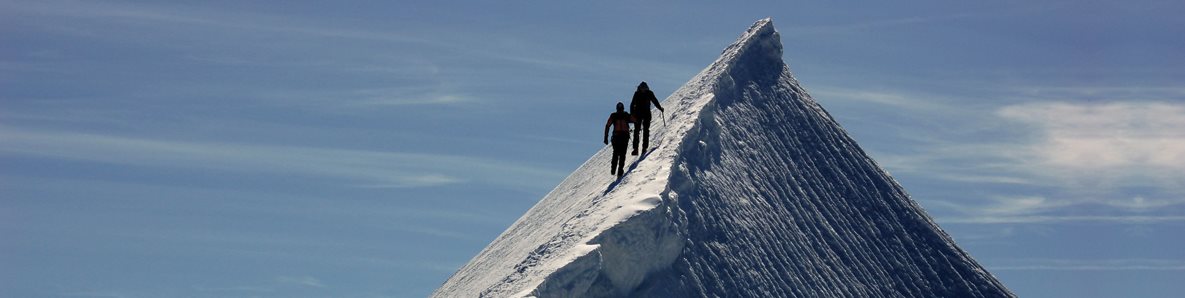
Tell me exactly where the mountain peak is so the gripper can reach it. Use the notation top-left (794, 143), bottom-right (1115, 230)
top-left (711, 18), bottom-right (784, 86)
top-left (726, 17), bottom-right (778, 56)
top-left (434, 19), bottom-right (1012, 298)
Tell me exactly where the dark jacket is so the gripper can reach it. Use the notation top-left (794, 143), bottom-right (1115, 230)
top-left (630, 89), bottom-right (663, 118)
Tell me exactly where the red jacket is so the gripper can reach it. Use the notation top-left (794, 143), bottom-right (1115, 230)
top-left (605, 111), bottom-right (632, 138)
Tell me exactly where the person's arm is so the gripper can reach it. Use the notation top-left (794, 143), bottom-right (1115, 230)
top-left (604, 115), bottom-right (612, 144)
top-left (650, 92), bottom-right (664, 112)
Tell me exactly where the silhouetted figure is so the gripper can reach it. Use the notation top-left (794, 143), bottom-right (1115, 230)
top-left (630, 81), bottom-right (664, 155)
top-left (604, 102), bottom-right (633, 179)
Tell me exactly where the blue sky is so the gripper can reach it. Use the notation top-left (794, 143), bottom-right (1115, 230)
top-left (2, 0), bottom-right (1183, 297)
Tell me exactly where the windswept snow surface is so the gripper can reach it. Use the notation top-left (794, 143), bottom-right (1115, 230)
top-left (434, 18), bottom-right (1013, 297)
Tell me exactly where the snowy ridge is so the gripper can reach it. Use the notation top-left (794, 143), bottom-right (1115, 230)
top-left (433, 18), bottom-right (1012, 297)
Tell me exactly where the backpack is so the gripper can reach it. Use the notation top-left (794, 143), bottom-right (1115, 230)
top-left (611, 112), bottom-right (631, 134)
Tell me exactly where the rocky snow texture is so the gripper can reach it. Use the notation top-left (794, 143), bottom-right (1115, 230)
top-left (433, 18), bottom-right (1013, 298)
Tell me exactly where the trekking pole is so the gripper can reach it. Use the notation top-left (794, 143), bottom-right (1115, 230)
top-left (661, 110), bottom-right (666, 126)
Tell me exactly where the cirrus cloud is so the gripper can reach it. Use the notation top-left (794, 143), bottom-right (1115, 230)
top-left (997, 101), bottom-right (1185, 172)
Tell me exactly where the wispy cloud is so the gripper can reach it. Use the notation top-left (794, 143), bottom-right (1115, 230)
top-left (3, 0), bottom-right (436, 46)
top-left (275, 276), bottom-right (326, 288)
top-left (1006, 86), bottom-right (1185, 102)
top-left (932, 194), bottom-right (1185, 224)
top-left (14, 0), bottom-right (702, 85)
top-left (930, 194), bottom-right (1185, 224)
top-left (0, 126), bottom-right (563, 190)
top-left (989, 258), bottom-right (1185, 271)
top-left (816, 85), bottom-right (1185, 224)
top-left (344, 87), bottom-right (472, 107)
top-left (938, 215), bottom-right (1185, 224)
top-left (983, 102), bottom-right (1185, 211)
top-left (811, 87), bottom-right (948, 111)
top-left (59, 291), bottom-right (131, 298)
top-left (997, 101), bottom-right (1185, 172)
top-left (249, 86), bottom-right (477, 110)
top-left (3, 0), bottom-right (690, 79)
top-left (192, 276), bottom-right (324, 296)
top-left (780, 11), bottom-right (998, 37)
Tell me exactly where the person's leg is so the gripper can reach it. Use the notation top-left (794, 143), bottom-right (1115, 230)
top-left (616, 151), bottom-right (625, 177)
top-left (610, 139), bottom-right (620, 175)
top-left (613, 135), bottom-right (628, 177)
top-left (641, 117), bottom-right (652, 151)
top-left (632, 120), bottom-right (641, 155)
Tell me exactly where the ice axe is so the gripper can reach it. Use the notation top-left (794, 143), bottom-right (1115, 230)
top-left (660, 109), bottom-right (666, 126)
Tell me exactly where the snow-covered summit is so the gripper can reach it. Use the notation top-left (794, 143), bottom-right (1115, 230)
top-left (433, 19), bottom-right (1013, 297)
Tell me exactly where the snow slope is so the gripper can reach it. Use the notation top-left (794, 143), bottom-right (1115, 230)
top-left (433, 18), bottom-right (1013, 297)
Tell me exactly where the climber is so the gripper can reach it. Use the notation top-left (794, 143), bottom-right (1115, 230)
top-left (629, 81), bottom-right (664, 155)
top-left (604, 102), bottom-right (633, 179)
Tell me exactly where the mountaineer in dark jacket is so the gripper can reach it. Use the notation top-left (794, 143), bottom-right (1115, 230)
top-left (629, 81), bottom-right (664, 155)
top-left (604, 102), bottom-right (633, 179)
